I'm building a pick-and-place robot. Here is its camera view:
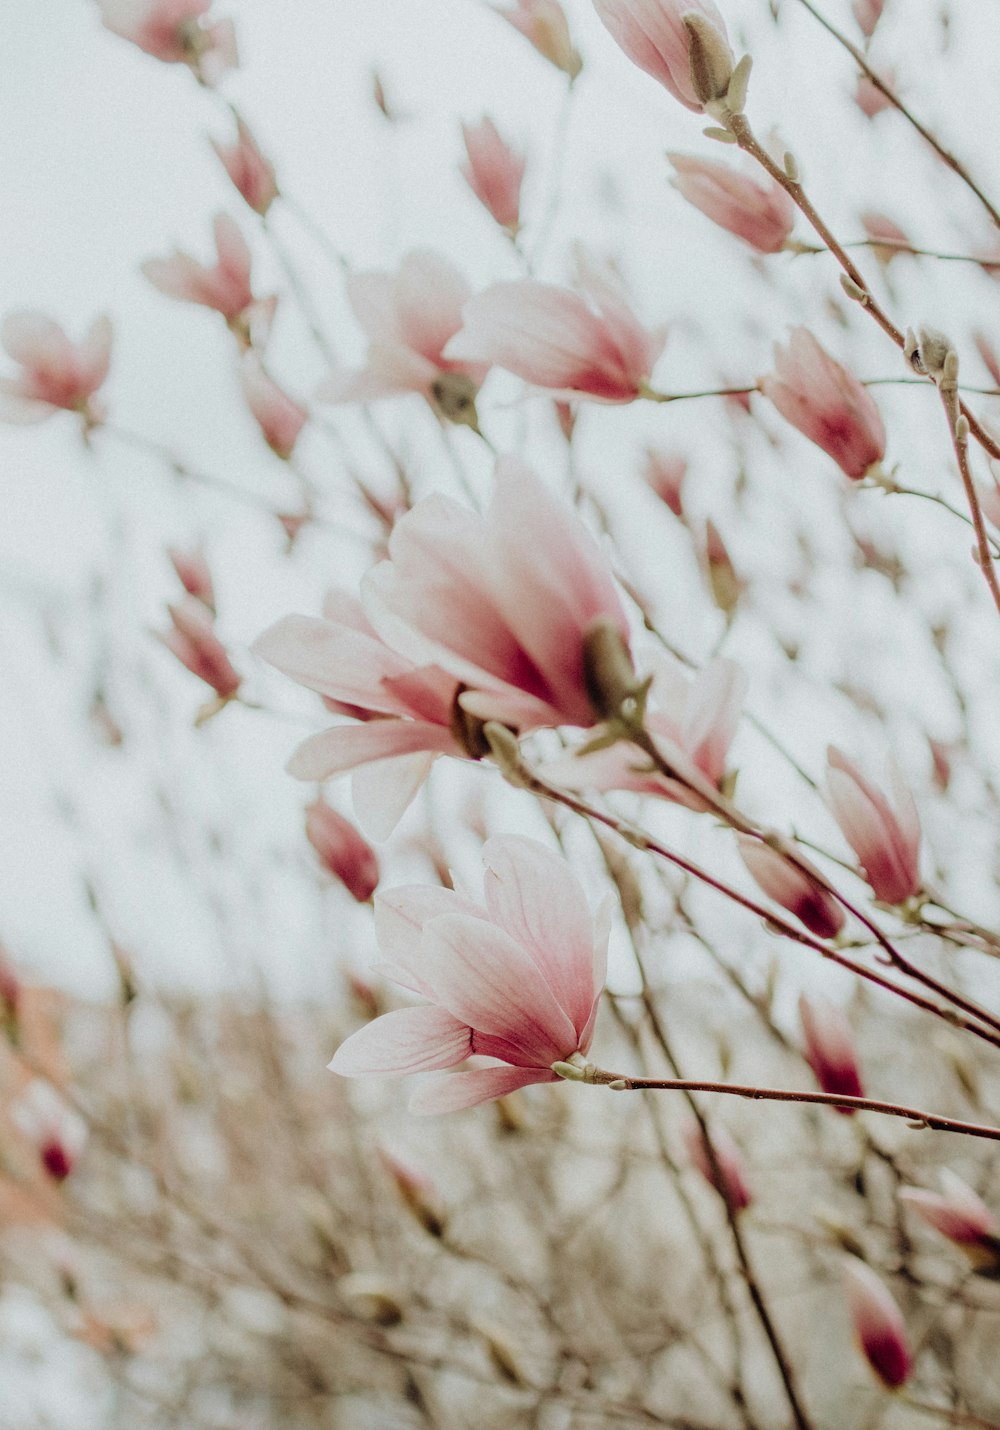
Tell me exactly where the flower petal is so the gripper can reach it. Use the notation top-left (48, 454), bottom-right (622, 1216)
top-left (286, 722), bottom-right (456, 781)
top-left (409, 1065), bottom-right (555, 1115)
top-left (329, 1004), bottom-right (471, 1076)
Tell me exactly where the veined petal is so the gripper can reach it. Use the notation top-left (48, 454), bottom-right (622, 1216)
top-left (253, 614), bottom-right (414, 712)
top-left (409, 1065), bottom-right (555, 1115)
top-left (286, 721), bottom-right (457, 781)
top-left (330, 1005), bottom-right (471, 1076)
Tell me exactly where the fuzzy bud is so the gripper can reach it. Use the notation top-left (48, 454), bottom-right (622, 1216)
top-left (841, 1258), bottom-right (913, 1389)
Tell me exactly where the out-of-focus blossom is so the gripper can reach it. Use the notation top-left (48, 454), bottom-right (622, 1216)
top-left (827, 747), bottom-right (921, 904)
top-left (861, 211), bottom-right (909, 265)
top-left (853, 0), bottom-right (885, 39)
top-left (979, 471), bottom-right (1000, 532)
top-left (0, 312), bottom-right (111, 425)
top-left (798, 994), bottom-right (864, 1106)
top-left (738, 836), bottom-right (846, 940)
top-left (379, 1149), bottom-right (446, 1235)
top-left (703, 519), bottom-right (742, 618)
top-left (98, 0), bottom-right (237, 84)
top-left (543, 651), bottom-right (744, 812)
top-left (592, 0), bottom-right (735, 111)
top-left (305, 799), bottom-right (380, 902)
top-left (318, 250), bottom-right (488, 426)
top-left (363, 459), bottom-right (631, 733)
top-left (460, 118), bottom-right (525, 236)
top-left (446, 259), bottom-right (665, 403)
top-left (253, 591), bottom-right (465, 839)
top-left (901, 1170), bottom-right (1000, 1274)
top-left (142, 215), bottom-right (272, 348)
top-left (668, 153), bottom-right (795, 254)
top-left (211, 117), bottom-right (278, 215)
top-left (10, 1081), bottom-right (87, 1183)
top-left (974, 331), bottom-right (1000, 390)
top-left (841, 1258), bottom-right (913, 1389)
top-left (329, 835), bottom-right (608, 1115)
top-left (496, 0), bottom-right (582, 79)
top-left (854, 70), bottom-right (894, 118)
top-left (158, 597), bottom-right (241, 699)
top-left (683, 1120), bottom-right (752, 1211)
top-left (168, 546), bottom-right (215, 612)
top-left (241, 357), bottom-right (307, 459)
top-left (760, 328), bottom-right (886, 480)
top-left (643, 448), bottom-right (687, 515)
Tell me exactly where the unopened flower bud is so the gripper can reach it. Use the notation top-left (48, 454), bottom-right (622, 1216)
top-left (841, 1258), bottom-right (913, 1389)
top-left (430, 371), bottom-right (481, 431)
top-left (305, 800), bottom-right (379, 902)
top-left (683, 1119), bottom-right (752, 1212)
top-left (158, 598), bottom-right (241, 700)
top-left (905, 326), bottom-right (953, 382)
top-left (704, 519), bottom-right (742, 618)
top-left (475, 1321), bottom-right (531, 1385)
top-left (901, 1171), bottom-right (1000, 1275)
top-left (684, 11), bottom-right (735, 108)
top-left (11, 1081), bottom-right (87, 1184)
top-left (379, 1150), bottom-right (447, 1237)
top-left (168, 547), bottom-right (215, 612)
top-left (337, 1273), bottom-right (404, 1325)
top-left (799, 994), bottom-right (864, 1108)
top-left (643, 448), bottom-right (687, 515)
top-left (738, 835), bottom-right (845, 939)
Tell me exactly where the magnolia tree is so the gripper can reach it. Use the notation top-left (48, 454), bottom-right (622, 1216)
top-left (4, 0), bottom-right (1000, 1425)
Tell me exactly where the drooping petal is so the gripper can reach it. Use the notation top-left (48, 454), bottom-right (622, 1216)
top-left (409, 1064), bottom-right (555, 1115)
top-left (329, 1005), bottom-right (471, 1076)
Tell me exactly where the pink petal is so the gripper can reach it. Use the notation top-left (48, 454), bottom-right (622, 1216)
top-left (2, 312), bottom-right (72, 369)
top-left (418, 912), bottom-right (579, 1064)
top-left (481, 835), bottom-right (598, 1038)
top-left (375, 884), bottom-right (487, 996)
top-left (329, 1004), bottom-right (471, 1076)
top-left (253, 614), bottom-right (414, 713)
top-left (351, 750), bottom-right (440, 839)
top-left (286, 721), bottom-right (457, 781)
top-left (409, 1065), bottom-right (555, 1115)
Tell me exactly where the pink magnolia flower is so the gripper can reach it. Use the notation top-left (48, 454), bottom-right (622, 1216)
top-left (643, 447), bottom-right (687, 516)
top-left (306, 799), bottom-right (380, 902)
top-left (241, 358), bottom-right (307, 459)
top-left (854, 70), bottom-right (894, 119)
top-left (253, 591), bottom-right (465, 839)
top-left (329, 835), bottom-right (608, 1114)
top-left (798, 994), bottom-right (864, 1107)
top-left (853, 0), bottom-right (885, 38)
top-left (0, 312), bottom-right (111, 424)
top-left (317, 251), bottom-right (489, 418)
top-left (445, 260), bottom-right (665, 403)
top-left (211, 118), bottom-right (278, 215)
top-left (668, 153), bottom-right (795, 254)
top-left (363, 459), bottom-right (631, 732)
top-left (540, 651), bottom-right (744, 812)
top-left (901, 1171), bottom-right (1000, 1273)
top-left (461, 117), bottom-right (526, 235)
top-left (760, 328), bottom-right (886, 480)
top-left (592, 0), bottom-right (734, 111)
top-left (168, 546), bottom-right (215, 612)
top-left (841, 1259), bottom-right (913, 1389)
top-left (683, 1120), bottom-right (752, 1211)
top-left (142, 214), bottom-right (272, 346)
top-left (158, 597), bottom-right (241, 699)
top-left (737, 836), bottom-right (845, 940)
top-left (827, 747), bottom-right (921, 904)
top-left (98, 0), bottom-right (237, 84)
top-left (495, 0), bottom-right (582, 79)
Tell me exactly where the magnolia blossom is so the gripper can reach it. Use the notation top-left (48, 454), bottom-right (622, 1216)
top-left (798, 994), bottom-right (864, 1106)
top-left (460, 117), bottom-right (525, 235)
top-left (643, 447), bottom-right (687, 515)
top-left (592, 0), bottom-right (734, 111)
top-left (738, 836), bottom-right (845, 940)
top-left (168, 546), bottom-right (215, 611)
top-left (98, 0), bottom-right (237, 83)
top-left (211, 118), bottom-right (278, 215)
top-left (318, 251), bottom-right (488, 419)
top-left (446, 261), bottom-right (665, 402)
top-left (158, 597), bottom-right (241, 699)
top-left (143, 214), bottom-right (271, 345)
top-left (827, 747), bottom-right (921, 904)
top-left (841, 1259), bottom-right (913, 1389)
top-left (683, 1121), bottom-right (752, 1211)
top-left (541, 651), bottom-right (744, 812)
top-left (901, 1171), bottom-right (1000, 1272)
top-left (760, 328), bottom-right (886, 480)
top-left (496, 0), bottom-right (582, 79)
top-left (0, 312), bottom-right (111, 424)
top-left (363, 459), bottom-right (631, 732)
top-left (668, 154), bottom-right (795, 254)
top-left (241, 358), bottom-right (307, 459)
top-left (330, 836), bottom-right (608, 1114)
top-left (253, 591), bottom-right (465, 839)
top-left (305, 799), bottom-right (380, 902)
